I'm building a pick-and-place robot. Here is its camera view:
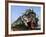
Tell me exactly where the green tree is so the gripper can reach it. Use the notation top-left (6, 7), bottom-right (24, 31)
top-left (11, 9), bottom-right (39, 31)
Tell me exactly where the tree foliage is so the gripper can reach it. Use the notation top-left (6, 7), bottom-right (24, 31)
top-left (11, 9), bottom-right (39, 31)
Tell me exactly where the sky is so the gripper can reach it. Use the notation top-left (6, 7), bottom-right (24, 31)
top-left (11, 6), bottom-right (41, 23)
